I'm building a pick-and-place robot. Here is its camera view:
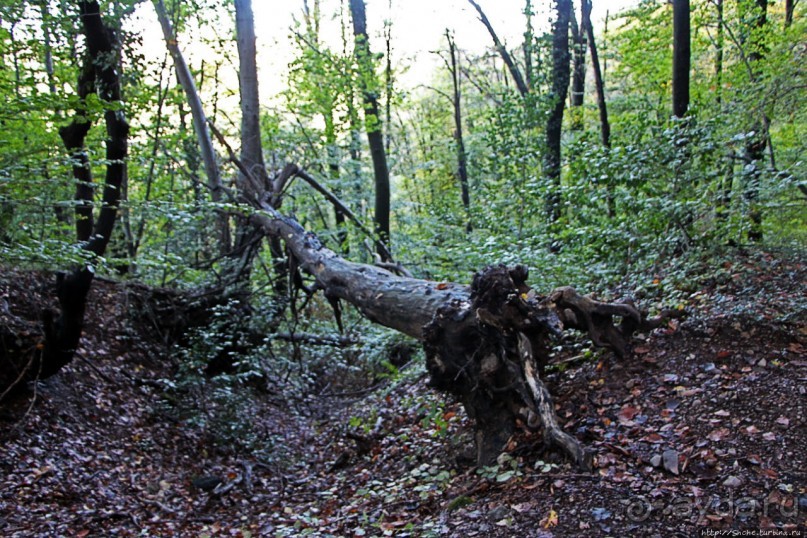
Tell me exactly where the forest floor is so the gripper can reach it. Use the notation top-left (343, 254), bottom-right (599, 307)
top-left (1, 248), bottom-right (805, 538)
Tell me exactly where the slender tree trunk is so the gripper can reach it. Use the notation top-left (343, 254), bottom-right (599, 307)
top-left (744, 0), bottom-right (768, 242)
top-left (716, 0), bottom-right (724, 106)
top-left (582, 0), bottom-right (614, 217)
top-left (523, 0), bottom-right (534, 91)
top-left (349, 0), bottom-right (392, 260)
top-left (569, 5), bottom-right (587, 130)
top-left (233, 0), bottom-right (271, 286)
top-left (384, 12), bottom-right (393, 155)
top-left (446, 31), bottom-right (471, 230)
top-left (785, 0), bottom-right (794, 28)
top-left (134, 55), bottom-right (169, 260)
top-left (672, 0), bottom-right (691, 118)
top-left (544, 0), bottom-right (572, 224)
top-left (37, 0), bottom-right (57, 95)
top-left (153, 0), bottom-right (231, 255)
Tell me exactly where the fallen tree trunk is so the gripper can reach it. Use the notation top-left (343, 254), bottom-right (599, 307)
top-left (244, 191), bottom-right (669, 468)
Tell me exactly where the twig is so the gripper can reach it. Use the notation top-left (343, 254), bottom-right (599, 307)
top-left (240, 461), bottom-right (254, 495)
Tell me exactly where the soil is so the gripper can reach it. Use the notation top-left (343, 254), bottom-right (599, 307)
top-left (1, 249), bottom-right (805, 537)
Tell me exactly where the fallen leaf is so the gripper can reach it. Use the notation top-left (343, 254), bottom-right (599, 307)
top-left (618, 405), bottom-right (639, 423)
top-left (707, 428), bottom-right (730, 442)
top-left (540, 509), bottom-right (558, 528)
top-left (662, 449), bottom-right (680, 475)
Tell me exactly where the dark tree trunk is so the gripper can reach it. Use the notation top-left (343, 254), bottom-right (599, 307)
top-left (582, 0), bottom-right (614, 217)
top-left (744, 0), bottom-right (768, 242)
top-left (544, 0), bottom-right (572, 224)
top-left (785, 0), bottom-right (794, 28)
top-left (716, 0), bottom-right (724, 106)
top-left (672, 0), bottom-right (691, 118)
top-left (445, 31), bottom-right (471, 230)
top-left (582, 0), bottom-right (609, 150)
top-left (349, 0), bottom-right (392, 261)
top-left (569, 5), bottom-right (587, 130)
top-left (6, 0), bottom-right (130, 388)
top-left (59, 56), bottom-right (96, 243)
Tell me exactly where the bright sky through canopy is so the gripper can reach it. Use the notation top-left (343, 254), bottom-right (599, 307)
top-left (251, 0), bottom-right (640, 98)
top-left (136, 0), bottom-right (640, 102)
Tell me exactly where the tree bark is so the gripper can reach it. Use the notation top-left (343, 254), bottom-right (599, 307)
top-left (233, 0), bottom-right (272, 287)
top-left (744, 0), bottom-right (768, 242)
top-left (445, 30), bottom-right (471, 230)
top-left (59, 55), bottom-right (96, 243)
top-left (544, 0), bottom-right (572, 224)
top-left (716, 0), bottom-right (724, 106)
top-left (785, 0), bottom-right (794, 28)
top-left (154, 0), bottom-right (231, 255)
top-left (582, 0), bottom-right (614, 217)
top-left (672, 0), bottom-right (691, 118)
top-left (34, 1), bottom-right (129, 383)
top-left (349, 0), bottom-right (392, 261)
top-left (569, 5), bottom-right (587, 130)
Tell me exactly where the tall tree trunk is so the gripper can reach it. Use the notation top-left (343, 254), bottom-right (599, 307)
top-left (582, 0), bottom-right (614, 217)
top-left (672, 0), bottom-right (690, 118)
top-left (744, 0), bottom-right (768, 242)
top-left (785, 0), bottom-right (794, 28)
top-left (349, 0), bottom-right (392, 261)
top-left (233, 0), bottom-right (270, 286)
top-left (716, 0), bottom-right (724, 106)
top-left (569, 5), bottom-right (587, 130)
top-left (523, 0), bottom-right (534, 91)
top-left (8, 0), bottom-right (130, 389)
top-left (384, 12), bottom-right (393, 155)
top-left (153, 0), bottom-right (231, 255)
top-left (446, 30), bottom-right (471, 231)
top-left (544, 0), bottom-right (572, 224)
top-left (59, 56), bottom-right (96, 243)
